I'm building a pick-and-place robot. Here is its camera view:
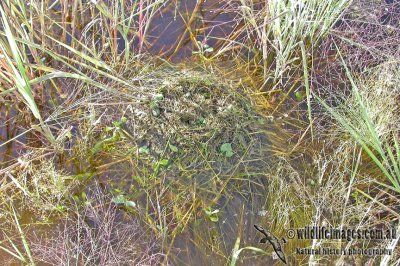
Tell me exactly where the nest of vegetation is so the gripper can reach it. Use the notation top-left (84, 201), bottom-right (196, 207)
top-left (93, 67), bottom-right (271, 187)
top-left (123, 69), bottom-right (265, 152)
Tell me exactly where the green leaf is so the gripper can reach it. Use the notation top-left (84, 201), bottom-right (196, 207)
top-left (139, 146), bottom-right (150, 154)
top-left (220, 143), bottom-right (231, 152)
top-left (81, 192), bottom-right (87, 202)
top-left (196, 117), bottom-right (206, 125)
top-left (113, 116), bottom-right (127, 127)
top-left (124, 201), bottom-right (136, 208)
top-left (152, 107), bottom-right (160, 117)
top-left (220, 143), bottom-right (233, 158)
top-left (204, 207), bottom-right (219, 222)
top-left (295, 90), bottom-right (306, 101)
top-left (159, 159), bottom-right (169, 166)
top-left (112, 195), bottom-right (126, 205)
top-left (168, 143), bottom-right (178, 152)
top-left (153, 94), bottom-right (164, 101)
top-left (209, 216), bottom-right (219, 222)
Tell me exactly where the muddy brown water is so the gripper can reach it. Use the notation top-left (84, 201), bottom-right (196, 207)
top-left (146, 0), bottom-right (237, 60)
top-left (0, 105), bottom-right (28, 164)
top-left (0, 1), bottom-right (282, 265)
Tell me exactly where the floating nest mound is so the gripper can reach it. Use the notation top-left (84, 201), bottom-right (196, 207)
top-left (93, 66), bottom-right (271, 190)
top-left (125, 70), bottom-right (263, 149)
top-left (125, 68), bottom-right (268, 172)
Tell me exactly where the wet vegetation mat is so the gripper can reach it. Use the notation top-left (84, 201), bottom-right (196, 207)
top-left (0, 0), bottom-right (400, 265)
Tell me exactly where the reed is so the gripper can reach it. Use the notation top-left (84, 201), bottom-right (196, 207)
top-left (317, 57), bottom-right (400, 194)
top-left (219, 0), bottom-right (350, 89)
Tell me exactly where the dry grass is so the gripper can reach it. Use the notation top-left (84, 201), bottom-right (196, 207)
top-left (263, 140), bottom-right (399, 265)
top-left (30, 184), bottom-right (164, 265)
top-left (318, 62), bottom-right (399, 148)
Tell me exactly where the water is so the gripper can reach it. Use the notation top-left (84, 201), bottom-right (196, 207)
top-left (145, 0), bottom-right (237, 60)
top-left (0, 1), bottom-right (276, 265)
top-left (0, 105), bottom-right (27, 165)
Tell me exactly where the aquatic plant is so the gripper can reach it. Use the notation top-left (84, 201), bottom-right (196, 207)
top-left (218, 0), bottom-right (350, 87)
top-left (317, 60), bottom-right (400, 194)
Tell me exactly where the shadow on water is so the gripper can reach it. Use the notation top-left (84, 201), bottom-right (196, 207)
top-left (0, 105), bottom-right (27, 164)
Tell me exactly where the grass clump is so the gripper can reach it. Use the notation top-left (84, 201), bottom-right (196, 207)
top-left (323, 63), bottom-right (399, 145)
top-left (219, 0), bottom-right (350, 89)
top-left (0, 0), bottom-right (166, 147)
top-left (30, 184), bottom-right (164, 265)
top-left (0, 152), bottom-right (78, 220)
top-left (16, 157), bottom-right (76, 216)
top-left (317, 61), bottom-right (400, 193)
top-left (262, 141), bottom-right (398, 265)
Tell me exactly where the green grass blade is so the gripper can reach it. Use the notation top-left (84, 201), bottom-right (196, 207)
top-left (300, 41), bottom-right (313, 139)
top-left (0, 5), bottom-right (41, 120)
top-left (315, 94), bottom-right (400, 193)
top-left (11, 205), bottom-right (35, 265)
